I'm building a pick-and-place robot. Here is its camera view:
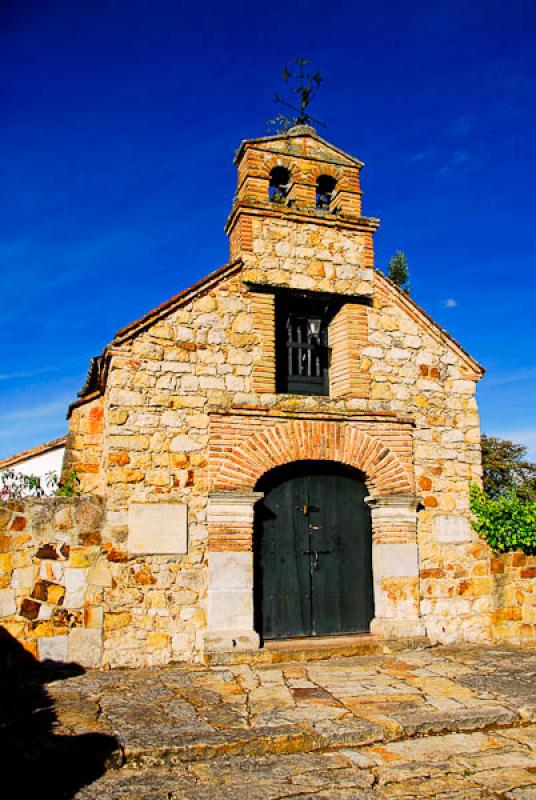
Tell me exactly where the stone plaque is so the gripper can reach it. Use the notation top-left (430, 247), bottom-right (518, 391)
top-left (433, 514), bottom-right (472, 543)
top-left (128, 502), bottom-right (188, 555)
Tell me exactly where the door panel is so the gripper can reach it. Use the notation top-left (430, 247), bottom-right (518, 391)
top-left (255, 471), bottom-right (312, 638)
top-left (308, 467), bottom-right (373, 635)
top-left (255, 461), bottom-right (374, 641)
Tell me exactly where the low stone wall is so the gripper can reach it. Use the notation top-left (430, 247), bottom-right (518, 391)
top-left (0, 496), bottom-right (206, 669)
top-left (491, 551), bottom-right (536, 646)
top-left (0, 496), bottom-right (105, 667)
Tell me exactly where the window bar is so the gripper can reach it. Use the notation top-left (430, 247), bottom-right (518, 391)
top-left (297, 322), bottom-right (303, 376)
top-left (287, 319), bottom-right (293, 377)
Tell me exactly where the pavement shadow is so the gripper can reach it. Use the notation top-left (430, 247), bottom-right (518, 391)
top-left (0, 627), bottom-right (122, 799)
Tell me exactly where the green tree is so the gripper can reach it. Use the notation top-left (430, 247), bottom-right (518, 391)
top-left (387, 251), bottom-right (410, 292)
top-left (481, 434), bottom-right (536, 501)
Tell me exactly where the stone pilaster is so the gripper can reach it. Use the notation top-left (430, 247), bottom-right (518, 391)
top-left (366, 494), bottom-right (426, 638)
top-left (204, 491), bottom-right (263, 652)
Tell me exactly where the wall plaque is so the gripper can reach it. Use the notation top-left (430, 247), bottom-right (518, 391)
top-left (433, 514), bottom-right (472, 543)
top-left (128, 502), bottom-right (188, 555)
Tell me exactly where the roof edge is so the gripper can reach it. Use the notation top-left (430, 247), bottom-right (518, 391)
top-left (71, 259), bottom-right (244, 409)
top-left (0, 436), bottom-right (67, 471)
top-left (233, 127), bottom-right (364, 168)
top-left (113, 259), bottom-right (243, 344)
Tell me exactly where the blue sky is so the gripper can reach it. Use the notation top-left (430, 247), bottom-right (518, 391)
top-left (1, 0), bottom-right (535, 460)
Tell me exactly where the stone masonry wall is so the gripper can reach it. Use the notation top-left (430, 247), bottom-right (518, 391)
top-left (491, 552), bottom-right (536, 645)
top-left (0, 497), bottom-right (105, 667)
top-left (62, 262), bottom-right (490, 656)
top-left (63, 396), bottom-right (105, 495)
top-left (239, 216), bottom-right (375, 297)
top-left (1, 495), bottom-right (532, 669)
top-left (369, 273), bottom-right (490, 643)
top-left (0, 497), bottom-right (206, 668)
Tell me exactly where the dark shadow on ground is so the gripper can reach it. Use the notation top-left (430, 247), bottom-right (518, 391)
top-left (0, 628), bottom-right (122, 799)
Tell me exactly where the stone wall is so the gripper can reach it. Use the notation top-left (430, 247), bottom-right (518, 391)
top-left (0, 497), bottom-right (105, 667)
top-left (0, 496), bottom-right (205, 668)
top-left (62, 265), bottom-right (488, 650)
top-left (64, 396), bottom-right (105, 495)
top-left (368, 273), bottom-right (489, 643)
top-left (491, 552), bottom-right (536, 645)
top-left (1, 494), bottom-right (534, 667)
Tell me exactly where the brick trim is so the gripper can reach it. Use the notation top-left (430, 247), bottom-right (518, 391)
top-left (260, 156), bottom-right (304, 181)
top-left (209, 415), bottom-right (414, 496)
top-left (249, 292), bottom-right (276, 393)
top-left (329, 304), bottom-right (371, 398)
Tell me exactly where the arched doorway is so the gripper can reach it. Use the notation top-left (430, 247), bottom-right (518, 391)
top-left (254, 461), bottom-right (374, 641)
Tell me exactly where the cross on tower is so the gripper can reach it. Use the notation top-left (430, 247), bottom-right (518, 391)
top-left (273, 58), bottom-right (325, 129)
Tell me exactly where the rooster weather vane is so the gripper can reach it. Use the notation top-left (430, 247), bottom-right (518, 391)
top-left (269, 58), bottom-right (326, 133)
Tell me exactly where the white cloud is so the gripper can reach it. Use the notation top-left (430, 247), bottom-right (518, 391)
top-left (443, 298), bottom-right (458, 308)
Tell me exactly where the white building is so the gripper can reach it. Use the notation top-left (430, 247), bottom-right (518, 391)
top-left (0, 436), bottom-right (66, 495)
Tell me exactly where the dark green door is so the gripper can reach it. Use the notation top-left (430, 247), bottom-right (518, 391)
top-left (254, 461), bottom-right (374, 640)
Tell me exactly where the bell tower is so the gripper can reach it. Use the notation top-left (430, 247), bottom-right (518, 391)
top-left (224, 125), bottom-right (380, 298)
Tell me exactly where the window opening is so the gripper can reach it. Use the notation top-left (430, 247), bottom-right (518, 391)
top-left (316, 175), bottom-right (336, 210)
top-left (276, 295), bottom-right (330, 395)
top-left (269, 166), bottom-right (291, 204)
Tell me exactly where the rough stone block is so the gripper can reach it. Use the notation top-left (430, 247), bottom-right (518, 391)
top-left (20, 597), bottom-right (40, 620)
top-left (11, 566), bottom-right (35, 589)
top-left (89, 560), bottom-right (113, 587)
top-left (146, 632), bottom-right (170, 649)
top-left (68, 628), bottom-right (102, 668)
top-left (38, 635), bottom-right (69, 663)
top-left (84, 606), bottom-right (103, 628)
top-left (0, 588), bottom-right (16, 617)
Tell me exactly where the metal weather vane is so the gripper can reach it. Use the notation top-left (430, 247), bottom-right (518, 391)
top-left (270, 58), bottom-right (326, 132)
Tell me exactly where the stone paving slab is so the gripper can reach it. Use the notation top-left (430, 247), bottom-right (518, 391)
top-left (3, 644), bottom-right (536, 797)
top-left (74, 725), bottom-right (536, 799)
top-left (46, 644), bottom-right (536, 766)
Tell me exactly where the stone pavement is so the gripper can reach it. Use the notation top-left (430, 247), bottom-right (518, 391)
top-left (4, 642), bottom-right (536, 798)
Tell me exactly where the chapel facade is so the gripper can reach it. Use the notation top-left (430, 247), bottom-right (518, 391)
top-left (63, 126), bottom-right (489, 667)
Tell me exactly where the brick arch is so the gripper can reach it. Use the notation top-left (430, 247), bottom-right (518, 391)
top-left (261, 156), bottom-right (302, 182)
top-left (214, 419), bottom-right (413, 497)
top-left (310, 163), bottom-right (343, 182)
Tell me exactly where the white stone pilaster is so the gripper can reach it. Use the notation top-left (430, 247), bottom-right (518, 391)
top-left (366, 494), bottom-right (426, 639)
top-left (204, 491), bottom-right (263, 653)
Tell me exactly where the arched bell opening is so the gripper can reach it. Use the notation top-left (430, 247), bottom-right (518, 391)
top-left (253, 460), bottom-right (374, 643)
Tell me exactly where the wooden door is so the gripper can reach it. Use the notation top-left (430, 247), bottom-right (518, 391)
top-left (254, 461), bottom-right (374, 640)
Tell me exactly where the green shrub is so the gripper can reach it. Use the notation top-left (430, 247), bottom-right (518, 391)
top-left (54, 468), bottom-right (80, 497)
top-left (470, 483), bottom-right (536, 555)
